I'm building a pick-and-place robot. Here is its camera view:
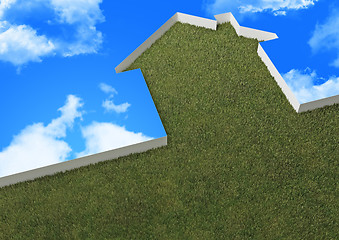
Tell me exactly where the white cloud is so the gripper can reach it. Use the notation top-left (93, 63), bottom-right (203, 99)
top-left (45, 95), bottom-right (84, 137)
top-left (309, 10), bottom-right (339, 67)
top-left (0, 22), bottom-right (55, 65)
top-left (76, 122), bottom-right (153, 158)
top-left (0, 95), bottom-right (83, 178)
top-left (99, 83), bottom-right (118, 95)
top-left (0, 0), bottom-right (104, 66)
top-left (0, 0), bottom-right (16, 19)
top-left (50, 0), bottom-right (104, 25)
top-left (206, 0), bottom-right (318, 15)
top-left (283, 68), bottom-right (339, 103)
top-left (50, 0), bottom-right (105, 57)
top-left (274, 10), bottom-right (287, 16)
top-left (102, 100), bottom-right (131, 114)
top-left (100, 83), bottom-right (131, 114)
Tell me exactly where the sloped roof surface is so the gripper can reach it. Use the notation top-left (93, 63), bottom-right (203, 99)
top-left (0, 19), bottom-right (338, 239)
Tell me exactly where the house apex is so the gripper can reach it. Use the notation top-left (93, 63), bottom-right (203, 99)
top-left (115, 12), bottom-right (339, 113)
top-left (115, 12), bottom-right (277, 74)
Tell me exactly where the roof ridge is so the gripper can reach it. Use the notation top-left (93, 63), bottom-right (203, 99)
top-left (115, 12), bottom-right (339, 113)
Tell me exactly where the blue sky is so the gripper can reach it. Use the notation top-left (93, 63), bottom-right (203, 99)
top-left (0, 0), bottom-right (338, 177)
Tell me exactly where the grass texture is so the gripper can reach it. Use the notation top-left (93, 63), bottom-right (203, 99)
top-left (0, 23), bottom-right (338, 239)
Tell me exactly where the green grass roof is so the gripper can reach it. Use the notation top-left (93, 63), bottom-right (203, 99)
top-left (1, 22), bottom-right (338, 239)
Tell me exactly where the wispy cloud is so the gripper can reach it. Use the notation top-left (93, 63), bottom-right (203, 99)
top-left (50, 0), bottom-right (105, 57)
top-left (99, 83), bottom-right (118, 95)
top-left (50, 0), bottom-right (104, 25)
top-left (0, 0), bottom-right (104, 66)
top-left (309, 9), bottom-right (339, 67)
top-left (99, 83), bottom-right (131, 114)
top-left (205, 0), bottom-right (318, 15)
top-left (76, 122), bottom-right (153, 158)
top-left (273, 10), bottom-right (287, 16)
top-left (102, 100), bottom-right (131, 114)
top-left (283, 68), bottom-right (339, 103)
top-left (0, 0), bottom-right (16, 19)
top-left (0, 95), bottom-right (83, 178)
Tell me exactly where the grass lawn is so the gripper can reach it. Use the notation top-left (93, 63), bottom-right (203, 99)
top-left (0, 23), bottom-right (338, 239)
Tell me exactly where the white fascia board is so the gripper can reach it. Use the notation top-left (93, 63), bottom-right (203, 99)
top-left (257, 44), bottom-right (300, 112)
top-left (298, 95), bottom-right (339, 113)
top-left (214, 13), bottom-right (278, 42)
top-left (214, 12), bottom-right (241, 32)
top-left (0, 136), bottom-right (167, 188)
top-left (115, 13), bottom-right (178, 73)
top-left (115, 12), bottom-right (217, 73)
top-left (176, 12), bottom-right (217, 30)
top-left (239, 27), bottom-right (278, 42)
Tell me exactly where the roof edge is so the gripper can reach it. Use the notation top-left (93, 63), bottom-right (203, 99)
top-left (115, 12), bottom-right (339, 113)
top-left (0, 136), bottom-right (167, 188)
top-left (214, 13), bottom-right (278, 42)
top-left (115, 12), bottom-right (278, 74)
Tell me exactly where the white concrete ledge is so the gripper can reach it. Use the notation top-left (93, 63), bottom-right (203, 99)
top-left (299, 95), bottom-right (339, 112)
top-left (239, 26), bottom-right (278, 42)
top-left (115, 13), bottom-right (217, 74)
top-left (115, 13), bottom-right (178, 73)
top-left (258, 44), bottom-right (339, 113)
top-left (214, 13), bottom-right (278, 42)
top-left (215, 12), bottom-right (240, 32)
top-left (257, 44), bottom-right (300, 112)
top-left (115, 12), bottom-right (338, 113)
top-left (0, 136), bottom-right (167, 188)
top-left (177, 12), bottom-right (217, 30)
